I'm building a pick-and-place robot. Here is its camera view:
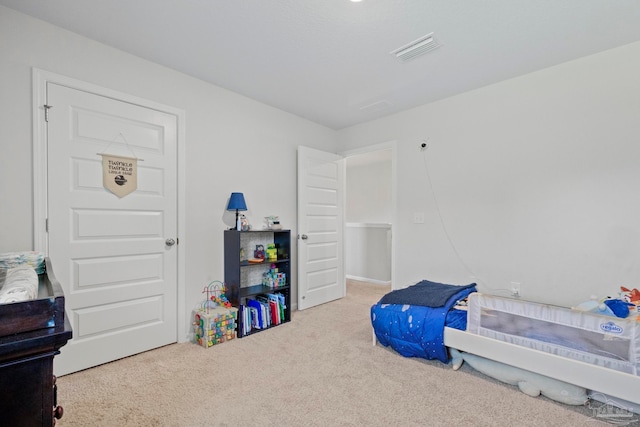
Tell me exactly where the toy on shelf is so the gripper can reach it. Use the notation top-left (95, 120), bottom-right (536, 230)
top-left (264, 215), bottom-right (281, 230)
top-left (254, 244), bottom-right (265, 260)
top-left (262, 263), bottom-right (287, 289)
top-left (266, 243), bottom-right (277, 261)
top-left (192, 281), bottom-right (238, 348)
top-left (240, 214), bottom-right (251, 231)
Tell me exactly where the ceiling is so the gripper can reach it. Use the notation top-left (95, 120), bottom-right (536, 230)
top-left (3, 0), bottom-right (640, 130)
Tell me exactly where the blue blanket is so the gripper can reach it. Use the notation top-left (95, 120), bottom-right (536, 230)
top-left (379, 280), bottom-right (476, 307)
top-left (371, 281), bottom-right (476, 363)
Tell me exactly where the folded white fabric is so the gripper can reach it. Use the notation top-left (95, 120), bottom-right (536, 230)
top-left (0, 264), bottom-right (39, 304)
top-left (0, 251), bottom-right (45, 274)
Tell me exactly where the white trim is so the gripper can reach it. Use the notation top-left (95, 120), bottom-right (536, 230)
top-left (346, 275), bottom-right (391, 286)
top-left (31, 68), bottom-right (188, 343)
top-left (32, 70), bottom-right (48, 253)
top-left (340, 141), bottom-right (398, 289)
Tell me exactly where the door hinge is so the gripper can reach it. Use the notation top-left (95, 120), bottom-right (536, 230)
top-left (176, 238), bottom-right (179, 245)
top-left (44, 105), bottom-right (52, 122)
top-left (45, 218), bottom-right (48, 232)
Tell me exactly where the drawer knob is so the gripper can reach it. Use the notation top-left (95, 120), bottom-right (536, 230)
top-left (54, 405), bottom-right (64, 419)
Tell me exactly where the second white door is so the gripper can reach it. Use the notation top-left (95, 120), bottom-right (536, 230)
top-left (297, 146), bottom-right (345, 310)
top-left (46, 82), bottom-right (179, 375)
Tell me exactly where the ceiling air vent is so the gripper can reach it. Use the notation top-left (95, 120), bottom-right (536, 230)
top-left (390, 32), bottom-right (440, 62)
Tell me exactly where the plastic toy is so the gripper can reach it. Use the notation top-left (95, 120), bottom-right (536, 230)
top-left (192, 280), bottom-right (237, 347)
top-left (201, 280), bottom-right (232, 308)
top-left (240, 214), bottom-right (251, 231)
top-left (266, 243), bottom-right (277, 261)
top-left (621, 286), bottom-right (640, 305)
top-left (264, 215), bottom-right (281, 230)
top-left (254, 244), bottom-right (265, 259)
top-left (574, 296), bottom-right (634, 318)
top-left (262, 263), bottom-right (286, 289)
top-left (211, 291), bottom-right (232, 308)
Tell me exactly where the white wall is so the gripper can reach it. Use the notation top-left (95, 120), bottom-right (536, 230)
top-left (338, 41), bottom-right (640, 307)
top-left (345, 151), bottom-right (392, 223)
top-left (0, 6), bottom-right (337, 338)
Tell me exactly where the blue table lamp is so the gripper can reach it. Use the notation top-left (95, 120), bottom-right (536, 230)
top-left (227, 192), bottom-right (247, 231)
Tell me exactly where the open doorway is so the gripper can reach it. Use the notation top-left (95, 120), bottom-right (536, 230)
top-left (343, 144), bottom-right (395, 296)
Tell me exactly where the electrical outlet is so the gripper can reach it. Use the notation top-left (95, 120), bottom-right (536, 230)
top-left (413, 212), bottom-right (425, 223)
top-left (510, 282), bottom-right (521, 298)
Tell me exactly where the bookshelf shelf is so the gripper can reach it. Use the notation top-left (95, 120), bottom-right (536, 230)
top-left (224, 229), bottom-right (291, 337)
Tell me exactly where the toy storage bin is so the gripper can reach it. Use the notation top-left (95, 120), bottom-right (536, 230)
top-left (193, 306), bottom-right (238, 348)
top-left (466, 293), bottom-right (640, 375)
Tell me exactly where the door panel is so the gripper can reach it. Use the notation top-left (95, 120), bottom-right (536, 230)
top-left (74, 295), bottom-right (164, 337)
top-left (47, 83), bottom-right (178, 375)
top-left (297, 146), bottom-right (345, 310)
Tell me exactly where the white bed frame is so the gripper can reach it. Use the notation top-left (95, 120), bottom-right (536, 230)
top-left (443, 327), bottom-right (640, 406)
top-left (373, 325), bottom-right (640, 406)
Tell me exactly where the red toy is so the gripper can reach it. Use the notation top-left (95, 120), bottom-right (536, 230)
top-left (621, 286), bottom-right (640, 304)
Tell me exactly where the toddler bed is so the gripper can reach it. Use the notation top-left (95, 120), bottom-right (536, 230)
top-left (372, 283), bottom-right (640, 408)
top-left (452, 293), bottom-right (640, 408)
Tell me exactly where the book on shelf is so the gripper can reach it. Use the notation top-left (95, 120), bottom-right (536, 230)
top-left (240, 291), bottom-right (286, 333)
top-left (246, 299), bottom-right (264, 329)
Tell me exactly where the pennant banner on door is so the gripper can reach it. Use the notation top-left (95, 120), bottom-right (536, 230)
top-left (101, 153), bottom-right (138, 198)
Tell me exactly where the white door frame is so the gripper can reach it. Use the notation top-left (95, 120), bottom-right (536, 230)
top-left (340, 140), bottom-right (397, 290)
top-left (31, 68), bottom-right (188, 342)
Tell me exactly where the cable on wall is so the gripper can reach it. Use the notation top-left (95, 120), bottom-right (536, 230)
top-left (419, 139), bottom-right (511, 295)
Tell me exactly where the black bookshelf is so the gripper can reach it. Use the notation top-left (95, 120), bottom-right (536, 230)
top-left (224, 229), bottom-right (291, 337)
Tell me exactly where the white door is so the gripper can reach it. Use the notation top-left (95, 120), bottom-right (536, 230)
top-left (297, 146), bottom-right (345, 310)
top-left (46, 83), bottom-right (178, 375)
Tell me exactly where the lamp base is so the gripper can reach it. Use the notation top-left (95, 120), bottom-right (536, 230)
top-left (235, 210), bottom-right (241, 231)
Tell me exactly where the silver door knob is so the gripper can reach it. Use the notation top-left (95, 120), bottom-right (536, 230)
top-left (165, 238), bottom-right (176, 246)
top-left (300, 234), bottom-right (308, 240)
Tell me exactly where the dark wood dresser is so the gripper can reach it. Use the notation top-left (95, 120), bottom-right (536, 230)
top-left (0, 258), bottom-right (72, 426)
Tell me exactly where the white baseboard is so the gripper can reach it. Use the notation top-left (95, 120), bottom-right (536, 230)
top-left (346, 275), bottom-right (391, 286)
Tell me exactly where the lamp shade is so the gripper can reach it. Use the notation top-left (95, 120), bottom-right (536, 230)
top-left (227, 192), bottom-right (247, 211)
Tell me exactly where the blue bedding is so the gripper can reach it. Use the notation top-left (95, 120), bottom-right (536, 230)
top-left (371, 280), bottom-right (476, 363)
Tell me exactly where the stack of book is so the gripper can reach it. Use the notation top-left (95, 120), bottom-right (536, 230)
top-left (239, 293), bottom-right (286, 337)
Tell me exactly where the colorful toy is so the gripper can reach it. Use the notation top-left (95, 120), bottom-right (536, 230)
top-left (193, 303), bottom-right (238, 348)
top-left (621, 286), bottom-right (640, 305)
top-left (192, 280), bottom-right (238, 347)
top-left (254, 244), bottom-right (265, 260)
top-left (266, 243), bottom-right (277, 261)
top-left (240, 214), bottom-right (251, 231)
top-left (201, 280), bottom-right (232, 309)
top-left (574, 295), bottom-right (634, 318)
top-left (262, 263), bottom-right (286, 289)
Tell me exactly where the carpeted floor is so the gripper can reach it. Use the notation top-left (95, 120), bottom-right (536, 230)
top-left (56, 280), bottom-right (615, 426)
